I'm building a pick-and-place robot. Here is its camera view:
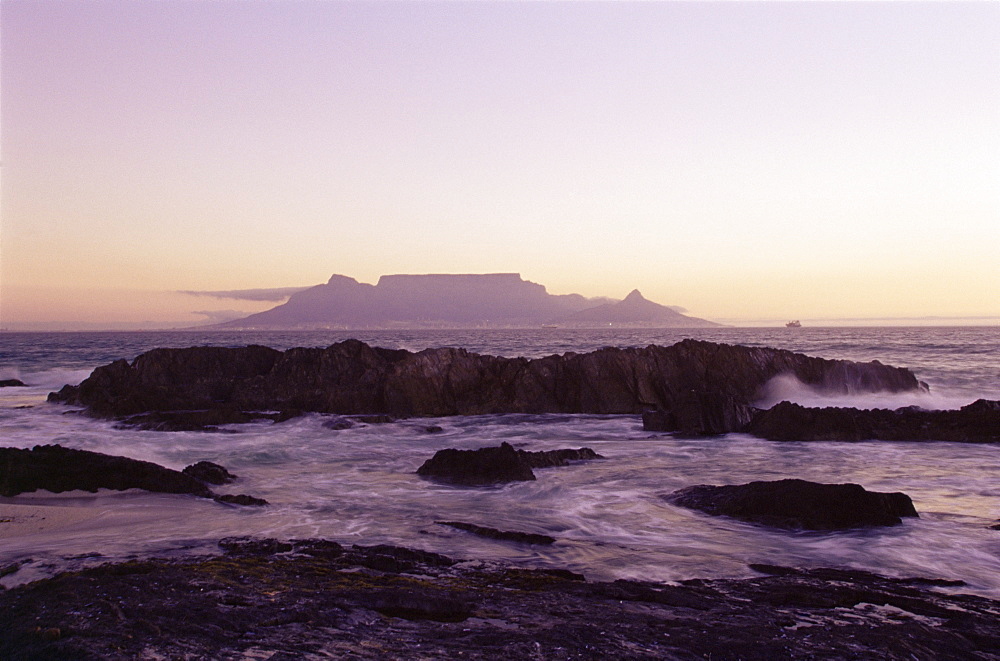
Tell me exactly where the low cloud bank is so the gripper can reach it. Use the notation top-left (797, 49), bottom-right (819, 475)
top-left (179, 287), bottom-right (310, 302)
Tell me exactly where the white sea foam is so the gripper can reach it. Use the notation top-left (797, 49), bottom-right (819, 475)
top-left (755, 374), bottom-right (981, 411)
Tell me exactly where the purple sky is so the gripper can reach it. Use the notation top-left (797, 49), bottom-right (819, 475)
top-left (2, 1), bottom-right (998, 328)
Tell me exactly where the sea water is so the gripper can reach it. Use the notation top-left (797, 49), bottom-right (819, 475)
top-left (1, 327), bottom-right (999, 595)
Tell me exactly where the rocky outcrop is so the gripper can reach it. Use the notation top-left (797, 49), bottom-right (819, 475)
top-left (745, 399), bottom-right (1000, 443)
top-left (49, 340), bottom-right (922, 434)
top-left (0, 379), bottom-right (27, 387)
top-left (3, 538), bottom-right (998, 660)
top-left (665, 479), bottom-right (918, 530)
top-left (415, 443), bottom-right (602, 486)
top-left (416, 443), bottom-right (535, 486)
top-left (0, 445), bottom-right (264, 505)
top-left (0, 445), bottom-right (213, 498)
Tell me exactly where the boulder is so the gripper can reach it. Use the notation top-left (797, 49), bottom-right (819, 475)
top-left (183, 461), bottom-right (238, 485)
top-left (746, 399), bottom-right (1000, 443)
top-left (665, 478), bottom-right (918, 530)
top-left (0, 379), bottom-right (26, 387)
top-left (415, 443), bottom-right (604, 486)
top-left (416, 442), bottom-right (535, 486)
top-left (49, 340), bottom-right (923, 433)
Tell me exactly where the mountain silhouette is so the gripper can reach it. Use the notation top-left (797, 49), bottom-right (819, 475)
top-left (212, 274), bottom-right (718, 329)
top-left (555, 290), bottom-right (718, 327)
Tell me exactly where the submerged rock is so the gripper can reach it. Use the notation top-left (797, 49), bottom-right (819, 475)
top-left (746, 399), bottom-right (1000, 443)
top-left (2, 538), bottom-right (998, 660)
top-left (117, 408), bottom-right (285, 432)
top-left (436, 521), bottom-right (557, 545)
top-left (665, 479), bottom-right (918, 530)
top-left (48, 339), bottom-right (922, 433)
top-left (214, 494), bottom-right (269, 507)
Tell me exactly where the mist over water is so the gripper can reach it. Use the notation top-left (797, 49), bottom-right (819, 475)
top-left (1, 327), bottom-right (998, 595)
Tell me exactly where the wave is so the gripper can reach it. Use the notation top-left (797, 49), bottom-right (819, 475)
top-left (0, 367), bottom-right (94, 391)
top-left (754, 374), bottom-right (983, 411)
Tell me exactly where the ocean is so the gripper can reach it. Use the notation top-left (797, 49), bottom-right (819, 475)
top-left (1, 327), bottom-right (999, 596)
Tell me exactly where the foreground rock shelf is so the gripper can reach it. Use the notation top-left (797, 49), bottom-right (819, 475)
top-left (2, 538), bottom-right (998, 660)
top-left (48, 339), bottom-right (921, 434)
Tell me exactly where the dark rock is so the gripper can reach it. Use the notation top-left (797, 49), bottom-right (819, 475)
top-left (183, 461), bottom-right (237, 485)
top-left (746, 399), bottom-right (1000, 443)
top-left (289, 539), bottom-right (345, 559)
top-left (0, 445), bottom-right (212, 498)
top-left (0, 379), bottom-right (26, 387)
top-left (354, 589), bottom-right (473, 622)
top-left (49, 340), bottom-right (923, 433)
top-left (416, 443), bottom-right (603, 486)
top-left (416, 442), bottom-right (536, 485)
top-left (343, 544), bottom-right (457, 573)
top-left (2, 541), bottom-right (998, 660)
top-left (219, 537), bottom-right (294, 555)
top-left (436, 521), bottom-right (556, 545)
top-left (517, 447), bottom-right (603, 468)
top-left (214, 494), bottom-right (268, 507)
top-left (423, 425), bottom-right (444, 434)
top-left (643, 391), bottom-right (758, 435)
top-left (665, 479), bottom-right (918, 530)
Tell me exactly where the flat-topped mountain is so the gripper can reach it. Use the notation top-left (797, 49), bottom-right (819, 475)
top-left (214, 273), bottom-right (718, 329)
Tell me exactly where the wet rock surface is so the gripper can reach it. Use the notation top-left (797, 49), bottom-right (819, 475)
top-left (746, 399), bottom-right (1000, 443)
top-left (436, 521), bottom-right (557, 545)
top-left (416, 443), bottom-right (536, 485)
top-left (518, 446), bottom-right (604, 468)
top-left (48, 339), bottom-right (922, 431)
top-left (665, 479), bottom-right (919, 530)
top-left (0, 445), bottom-right (264, 505)
top-left (416, 442), bottom-right (602, 486)
top-left (0, 379), bottom-right (27, 387)
top-left (182, 461), bottom-right (237, 485)
top-left (2, 538), bottom-right (998, 660)
top-left (0, 445), bottom-right (213, 498)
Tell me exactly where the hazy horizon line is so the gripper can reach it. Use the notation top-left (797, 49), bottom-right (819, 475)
top-left (3, 316), bottom-right (998, 333)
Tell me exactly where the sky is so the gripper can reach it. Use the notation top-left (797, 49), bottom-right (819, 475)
top-left (2, 1), bottom-right (998, 329)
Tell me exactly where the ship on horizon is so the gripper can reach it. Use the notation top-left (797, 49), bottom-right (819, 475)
top-left (785, 320), bottom-right (802, 328)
